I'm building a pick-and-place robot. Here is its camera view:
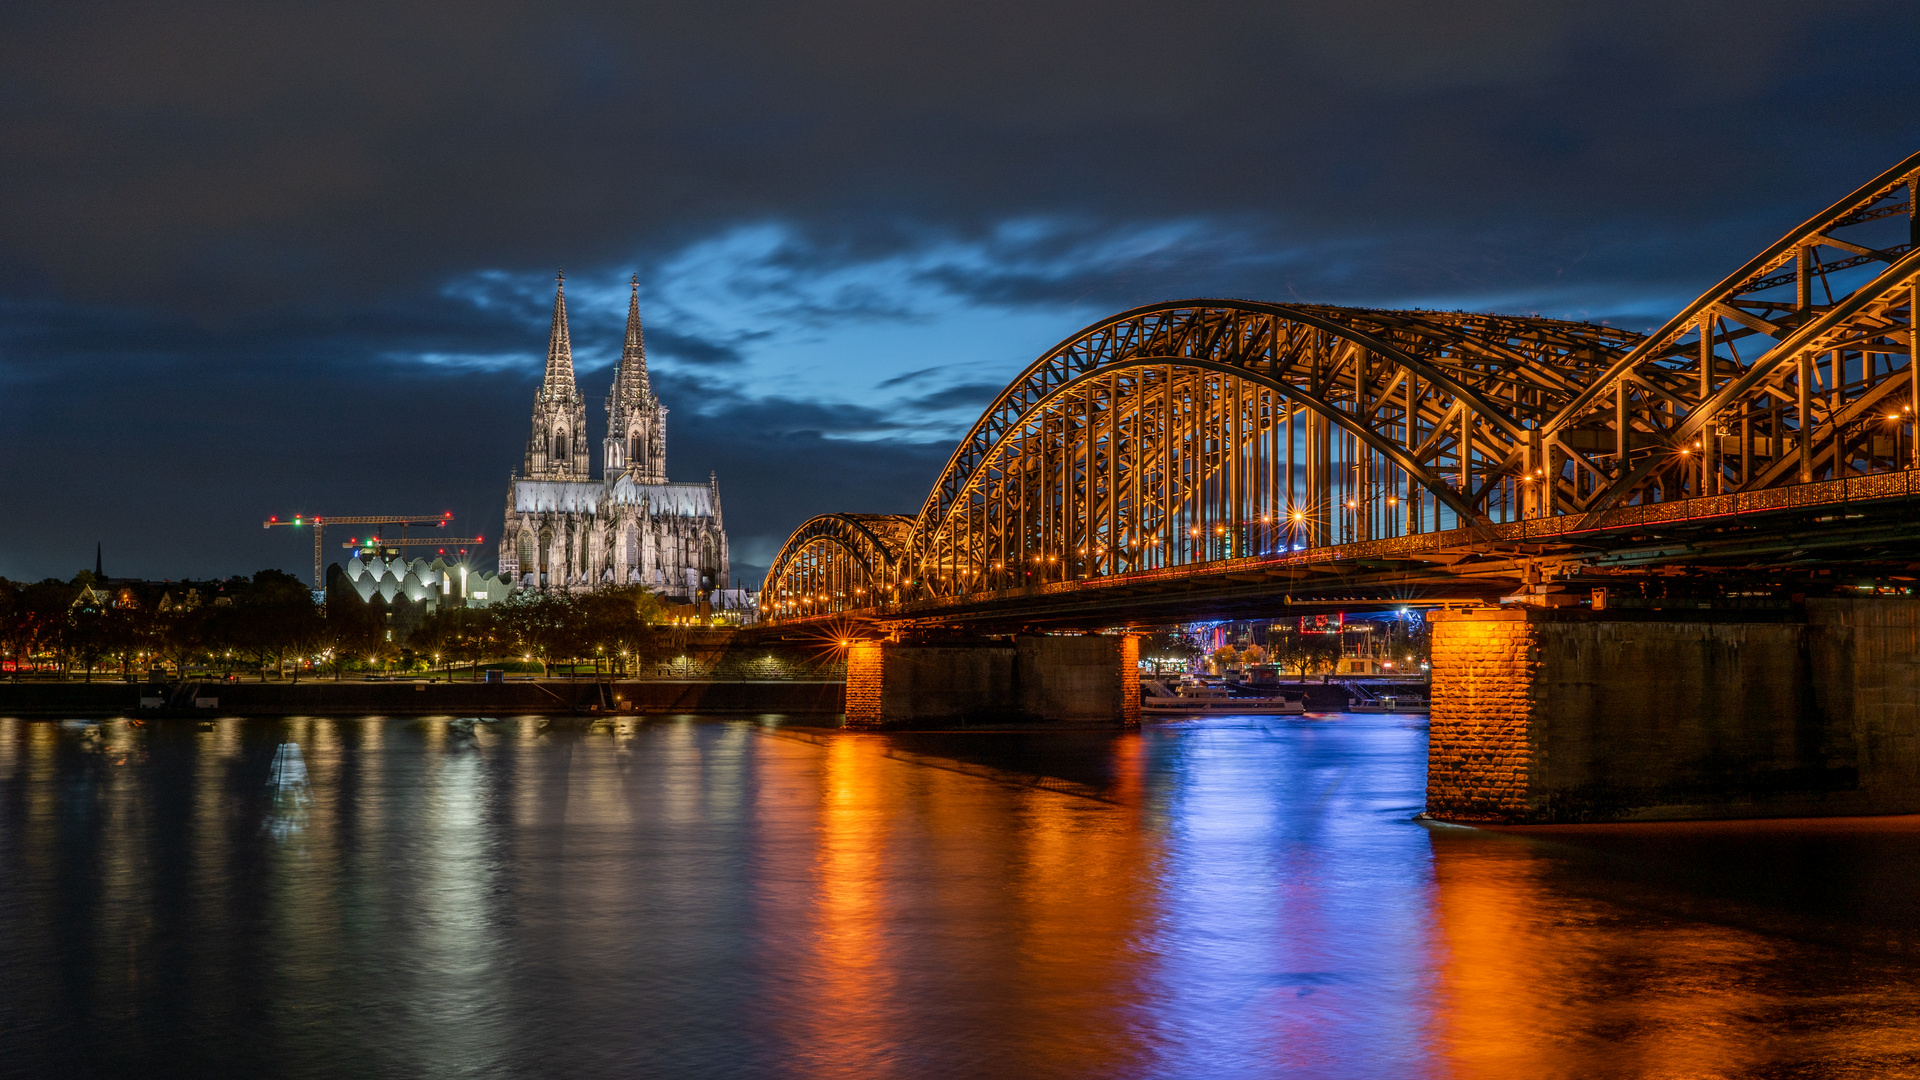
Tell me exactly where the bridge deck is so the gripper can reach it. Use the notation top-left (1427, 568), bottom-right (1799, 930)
top-left (766, 468), bottom-right (1920, 632)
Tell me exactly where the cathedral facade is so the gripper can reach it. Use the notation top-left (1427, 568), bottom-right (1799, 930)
top-left (500, 275), bottom-right (729, 599)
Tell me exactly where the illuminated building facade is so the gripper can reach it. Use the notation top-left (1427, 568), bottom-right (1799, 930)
top-left (501, 274), bottom-right (730, 599)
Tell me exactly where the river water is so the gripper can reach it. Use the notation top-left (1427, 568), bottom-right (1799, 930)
top-left (5, 713), bottom-right (1920, 1079)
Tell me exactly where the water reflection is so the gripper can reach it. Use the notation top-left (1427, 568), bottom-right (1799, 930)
top-left (265, 742), bottom-right (311, 840)
top-left (1427, 820), bottom-right (1920, 1078)
top-left (4, 714), bottom-right (1920, 1078)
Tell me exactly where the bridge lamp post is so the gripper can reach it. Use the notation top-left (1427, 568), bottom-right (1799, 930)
top-left (1885, 409), bottom-right (1910, 470)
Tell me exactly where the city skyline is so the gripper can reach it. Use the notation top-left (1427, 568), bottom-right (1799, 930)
top-left (2, 2), bottom-right (1917, 584)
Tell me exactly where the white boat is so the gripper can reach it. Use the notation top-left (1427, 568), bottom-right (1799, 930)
top-left (1141, 679), bottom-right (1305, 715)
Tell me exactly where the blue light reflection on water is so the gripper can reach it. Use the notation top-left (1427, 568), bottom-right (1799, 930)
top-left (1131, 717), bottom-right (1440, 1078)
top-left (5, 713), bottom-right (1920, 1079)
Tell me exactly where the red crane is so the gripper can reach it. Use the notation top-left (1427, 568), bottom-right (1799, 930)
top-left (344, 535), bottom-right (485, 557)
top-left (263, 512), bottom-right (452, 588)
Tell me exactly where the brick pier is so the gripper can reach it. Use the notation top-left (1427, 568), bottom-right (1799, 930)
top-left (1427, 599), bottom-right (1920, 823)
top-left (844, 635), bottom-right (1140, 730)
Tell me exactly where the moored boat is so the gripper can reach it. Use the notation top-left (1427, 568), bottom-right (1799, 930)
top-left (1141, 679), bottom-right (1306, 715)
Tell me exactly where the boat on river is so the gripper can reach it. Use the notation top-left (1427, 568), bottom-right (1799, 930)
top-left (1346, 698), bottom-right (1432, 714)
top-left (1344, 684), bottom-right (1432, 714)
top-left (1141, 679), bottom-right (1306, 715)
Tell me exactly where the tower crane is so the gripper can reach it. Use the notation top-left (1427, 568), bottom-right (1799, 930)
top-left (345, 536), bottom-right (485, 558)
top-left (263, 512), bottom-right (452, 588)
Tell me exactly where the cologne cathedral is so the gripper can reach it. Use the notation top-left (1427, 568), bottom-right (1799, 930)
top-left (501, 274), bottom-right (729, 598)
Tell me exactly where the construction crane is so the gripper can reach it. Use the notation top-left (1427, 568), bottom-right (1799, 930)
top-left (263, 512), bottom-right (452, 588)
top-left (344, 535), bottom-right (485, 558)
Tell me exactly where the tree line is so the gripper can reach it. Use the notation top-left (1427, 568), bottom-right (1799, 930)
top-left (0, 570), bottom-right (681, 681)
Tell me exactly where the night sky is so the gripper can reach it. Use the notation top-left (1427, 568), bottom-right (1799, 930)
top-left (3, 2), bottom-right (1917, 585)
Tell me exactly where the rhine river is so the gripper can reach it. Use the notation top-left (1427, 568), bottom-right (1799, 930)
top-left (6, 713), bottom-right (1920, 1079)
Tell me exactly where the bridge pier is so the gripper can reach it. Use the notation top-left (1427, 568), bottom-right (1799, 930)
top-left (1427, 599), bottom-right (1920, 823)
top-left (845, 635), bottom-right (1140, 730)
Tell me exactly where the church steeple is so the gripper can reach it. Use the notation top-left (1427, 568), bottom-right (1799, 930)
top-left (526, 271), bottom-right (590, 479)
top-left (605, 274), bottom-right (669, 483)
top-left (619, 274), bottom-right (650, 401)
top-left (542, 271), bottom-right (577, 399)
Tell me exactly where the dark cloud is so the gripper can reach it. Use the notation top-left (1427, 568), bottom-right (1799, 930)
top-left (644, 328), bottom-right (751, 366)
top-left (901, 382), bottom-right (1003, 414)
top-left (6, 0), bottom-right (1913, 307)
top-left (1, 0), bottom-right (1916, 580)
top-left (875, 365), bottom-right (949, 390)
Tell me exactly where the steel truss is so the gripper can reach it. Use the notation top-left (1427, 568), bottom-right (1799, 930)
top-left (762, 513), bottom-right (913, 619)
top-left (762, 151), bottom-right (1920, 623)
top-left (1546, 152), bottom-right (1920, 514)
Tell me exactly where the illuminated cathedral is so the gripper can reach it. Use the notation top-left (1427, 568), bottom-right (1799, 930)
top-left (500, 274), bottom-right (729, 599)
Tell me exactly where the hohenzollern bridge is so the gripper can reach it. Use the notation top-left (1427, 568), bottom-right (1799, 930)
top-left (756, 151), bottom-right (1920, 826)
top-left (764, 151), bottom-right (1920, 630)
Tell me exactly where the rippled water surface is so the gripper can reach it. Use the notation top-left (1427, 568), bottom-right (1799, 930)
top-left (6, 713), bottom-right (1920, 1079)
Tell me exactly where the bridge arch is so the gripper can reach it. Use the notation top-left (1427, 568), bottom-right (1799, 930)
top-left (760, 513), bottom-right (913, 620)
top-left (1546, 149), bottom-right (1920, 511)
top-left (902, 301), bottom-right (1641, 594)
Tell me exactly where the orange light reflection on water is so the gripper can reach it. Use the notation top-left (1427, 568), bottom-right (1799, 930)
top-left (758, 729), bottom-right (1156, 1078)
top-left (1428, 820), bottom-right (1920, 1079)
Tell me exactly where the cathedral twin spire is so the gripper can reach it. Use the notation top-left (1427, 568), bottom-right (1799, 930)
top-left (524, 272), bottom-right (589, 478)
top-left (616, 274), bottom-right (652, 404)
top-left (606, 274), bottom-right (668, 482)
top-left (541, 271), bottom-right (577, 400)
top-left (524, 272), bottom-right (666, 483)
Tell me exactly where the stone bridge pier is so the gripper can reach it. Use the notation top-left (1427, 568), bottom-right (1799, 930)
top-left (845, 635), bottom-right (1141, 730)
top-left (1427, 599), bottom-right (1920, 823)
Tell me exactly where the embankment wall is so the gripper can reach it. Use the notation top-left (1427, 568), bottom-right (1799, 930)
top-left (0, 679), bottom-right (844, 717)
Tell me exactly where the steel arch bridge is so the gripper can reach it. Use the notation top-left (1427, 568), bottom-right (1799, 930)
top-left (762, 151), bottom-right (1920, 628)
top-left (763, 513), bottom-right (914, 620)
